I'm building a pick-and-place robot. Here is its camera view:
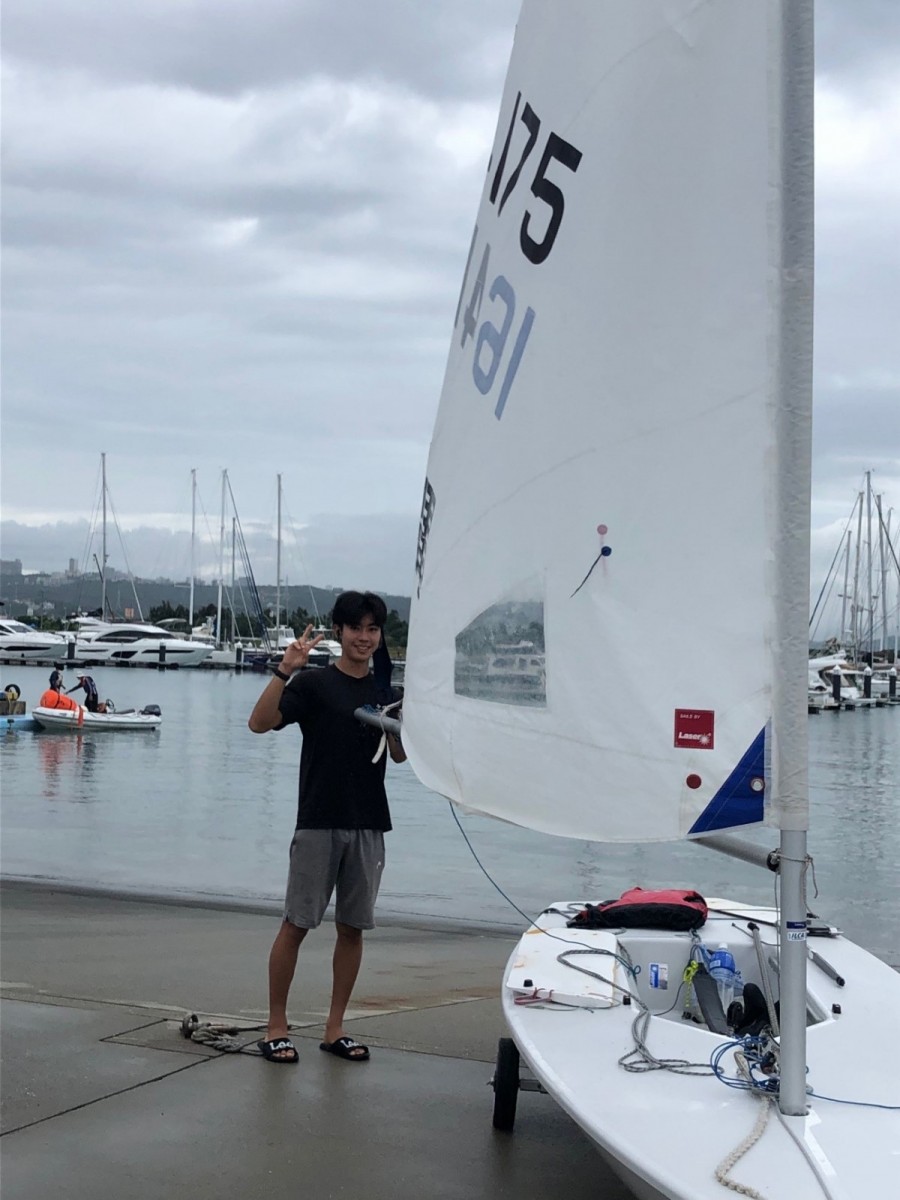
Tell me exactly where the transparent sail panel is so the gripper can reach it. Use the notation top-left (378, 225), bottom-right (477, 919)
top-left (455, 597), bottom-right (545, 707)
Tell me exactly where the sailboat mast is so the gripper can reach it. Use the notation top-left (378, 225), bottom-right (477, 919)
top-left (216, 470), bottom-right (226, 650)
top-left (772, 0), bottom-right (814, 1119)
top-left (276, 473), bottom-right (282, 636)
top-left (887, 508), bottom-right (899, 658)
top-left (189, 468), bottom-right (197, 635)
top-left (865, 471), bottom-right (874, 658)
top-left (100, 451), bottom-right (108, 619)
top-left (231, 517), bottom-right (237, 645)
top-left (840, 528), bottom-right (852, 648)
top-left (852, 490), bottom-right (864, 658)
top-left (883, 492), bottom-right (888, 652)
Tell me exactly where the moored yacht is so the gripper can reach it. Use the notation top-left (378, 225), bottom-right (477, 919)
top-left (807, 654), bottom-right (875, 709)
top-left (0, 619), bottom-right (71, 664)
top-left (70, 619), bottom-right (213, 668)
top-left (305, 626), bottom-right (342, 668)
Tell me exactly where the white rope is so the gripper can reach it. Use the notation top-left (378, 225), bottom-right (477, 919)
top-left (189, 1026), bottom-right (246, 1052)
top-left (370, 699), bottom-right (403, 763)
top-left (712, 1050), bottom-right (774, 1199)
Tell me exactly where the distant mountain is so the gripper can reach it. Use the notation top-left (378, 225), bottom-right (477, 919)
top-left (0, 566), bottom-right (411, 625)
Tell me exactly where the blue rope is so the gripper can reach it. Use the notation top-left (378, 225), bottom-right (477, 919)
top-left (710, 1036), bottom-right (900, 1110)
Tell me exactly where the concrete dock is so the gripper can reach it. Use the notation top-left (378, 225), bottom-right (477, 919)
top-left (0, 883), bottom-right (634, 1199)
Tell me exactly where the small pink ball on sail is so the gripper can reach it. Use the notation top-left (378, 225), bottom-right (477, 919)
top-left (597, 524), bottom-right (608, 536)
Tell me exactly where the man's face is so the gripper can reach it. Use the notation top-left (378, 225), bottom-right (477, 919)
top-left (336, 616), bottom-right (382, 664)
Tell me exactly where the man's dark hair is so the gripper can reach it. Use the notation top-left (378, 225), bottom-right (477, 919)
top-left (331, 590), bottom-right (387, 631)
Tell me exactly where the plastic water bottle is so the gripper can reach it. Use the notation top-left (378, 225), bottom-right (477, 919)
top-left (708, 944), bottom-right (737, 1012)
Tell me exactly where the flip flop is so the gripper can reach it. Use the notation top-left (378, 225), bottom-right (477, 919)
top-left (257, 1037), bottom-right (299, 1064)
top-left (319, 1036), bottom-right (370, 1061)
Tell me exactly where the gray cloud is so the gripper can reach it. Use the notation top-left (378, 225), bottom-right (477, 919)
top-left (0, 504), bottom-right (419, 598)
top-left (2, 0), bottom-right (898, 620)
top-left (1, 0), bottom-right (521, 99)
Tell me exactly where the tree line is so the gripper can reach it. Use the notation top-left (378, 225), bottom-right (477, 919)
top-left (147, 602), bottom-right (410, 653)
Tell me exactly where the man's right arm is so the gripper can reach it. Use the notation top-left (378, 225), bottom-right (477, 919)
top-left (248, 673), bottom-right (290, 733)
top-left (247, 624), bottom-right (324, 733)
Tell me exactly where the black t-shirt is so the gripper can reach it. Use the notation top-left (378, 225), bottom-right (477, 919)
top-left (276, 665), bottom-right (392, 832)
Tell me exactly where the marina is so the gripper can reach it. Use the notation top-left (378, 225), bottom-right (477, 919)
top-left (1, 665), bottom-right (898, 966)
top-left (3, 0), bottom-right (898, 1196)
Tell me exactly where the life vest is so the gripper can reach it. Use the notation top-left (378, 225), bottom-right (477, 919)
top-left (566, 887), bottom-right (708, 932)
top-left (39, 690), bottom-right (81, 711)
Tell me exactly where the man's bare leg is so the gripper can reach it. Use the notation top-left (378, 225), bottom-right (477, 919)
top-left (323, 922), bottom-right (366, 1054)
top-left (265, 919), bottom-right (307, 1057)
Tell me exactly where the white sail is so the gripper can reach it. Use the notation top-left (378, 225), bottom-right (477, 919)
top-left (404, 0), bottom-right (812, 842)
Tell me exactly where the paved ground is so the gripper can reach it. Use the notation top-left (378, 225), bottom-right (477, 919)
top-left (0, 882), bottom-right (635, 1200)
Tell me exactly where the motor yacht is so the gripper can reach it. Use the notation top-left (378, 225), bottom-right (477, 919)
top-left (70, 619), bottom-right (213, 668)
top-left (0, 619), bottom-right (71, 664)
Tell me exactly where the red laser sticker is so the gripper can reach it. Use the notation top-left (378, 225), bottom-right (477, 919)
top-left (674, 709), bottom-right (714, 750)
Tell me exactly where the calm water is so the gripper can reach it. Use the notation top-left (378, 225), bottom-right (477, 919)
top-left (2, 665), bottom-right (898, 963)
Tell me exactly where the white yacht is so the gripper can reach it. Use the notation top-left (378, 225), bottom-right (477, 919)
top-left (0, 619), bottom-right (71, 664)
top-left (306, 626), bottom-right (343, 668)
top-left (807, 653), bottom-right (874, 709)
top-left (71, 620), bottom-right (213, 668)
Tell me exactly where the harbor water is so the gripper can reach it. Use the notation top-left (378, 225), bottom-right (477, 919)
top-left (2, 664), bottom-right (898, 964)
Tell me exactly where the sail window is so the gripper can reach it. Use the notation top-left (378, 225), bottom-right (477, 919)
top-left (454, 597), bottom-right (546, 707)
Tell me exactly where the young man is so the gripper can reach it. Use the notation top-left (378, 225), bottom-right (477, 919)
top-left (248, 590), bottom-right (405, 1065)
top-left (38, 670), bottom-right (81, 711)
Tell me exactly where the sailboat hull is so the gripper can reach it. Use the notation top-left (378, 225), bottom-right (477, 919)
top-left (499, 903), bottom-right (899, 1199)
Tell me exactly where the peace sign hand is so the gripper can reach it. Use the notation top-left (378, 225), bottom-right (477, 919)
top-left (280, 624), bottom-right (325, 673)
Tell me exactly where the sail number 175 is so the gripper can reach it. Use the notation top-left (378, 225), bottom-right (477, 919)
top-left (453, 95), bottom-right (582, 419)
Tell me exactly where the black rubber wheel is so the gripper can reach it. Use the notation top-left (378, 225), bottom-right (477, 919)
top-left (3, 684), bottom-right (21, 700)
top-left (180, 1013), bottom-right (199, 1039)
top-left (492, 1037), bottom-right (520, 1131)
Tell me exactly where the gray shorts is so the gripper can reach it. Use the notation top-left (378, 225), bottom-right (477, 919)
top-left (283, 829), bottom-right (385, 931)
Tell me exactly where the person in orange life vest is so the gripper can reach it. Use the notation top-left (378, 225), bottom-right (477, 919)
top-left (39, 670), bottom-right (81, 711)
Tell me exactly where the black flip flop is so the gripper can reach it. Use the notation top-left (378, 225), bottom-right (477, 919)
top-left (319, 1036), bottom-right (370, 1061)
top-left (257, 1037), bottom-right (299, 1064)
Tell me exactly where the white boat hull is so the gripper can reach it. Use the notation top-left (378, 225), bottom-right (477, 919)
top-left (31, 706), bottom-right (162, 732)
top-left (499, 902), bottom-right (899, 1200)
top-left (68, 621), bottom-right (213, 668)
top-left (71, 640), bottom-right (211, 667)
top-left (0, 625), bottom-right (71, 663)
top-left (0, 643), bottom-right (70, 663)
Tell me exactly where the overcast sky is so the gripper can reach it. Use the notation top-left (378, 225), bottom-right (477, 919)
top-left (2, 0), bottom-right (898, 608)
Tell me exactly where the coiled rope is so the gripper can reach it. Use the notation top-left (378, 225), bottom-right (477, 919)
top-left (179, 1013), bottom-right (270, 1055)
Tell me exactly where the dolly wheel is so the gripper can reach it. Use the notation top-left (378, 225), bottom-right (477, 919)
top-left (492, 1037), bottom-right (520, 1131)
top-left (180, 1013), bottom-right (199, 1039)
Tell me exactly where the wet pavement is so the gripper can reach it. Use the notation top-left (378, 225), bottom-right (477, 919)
top-left (0, 882), bottom-right (635, 1199)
